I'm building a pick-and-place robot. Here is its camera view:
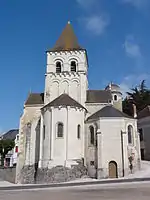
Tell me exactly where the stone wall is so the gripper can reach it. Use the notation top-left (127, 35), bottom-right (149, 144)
top-left (0, 167), bottom-right (16, 183)
top-left (19, 163), bottom-right (88, 184)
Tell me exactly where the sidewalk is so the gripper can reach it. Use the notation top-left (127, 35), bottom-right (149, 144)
top-left (0, 161), bottom-right (150, 190)
top-left (0, 176), bottom-right (150, 191)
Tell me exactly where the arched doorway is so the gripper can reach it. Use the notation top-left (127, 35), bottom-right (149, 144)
top-left (109, 161), bottom-right (118, 178)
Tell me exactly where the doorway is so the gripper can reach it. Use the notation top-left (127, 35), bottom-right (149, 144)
top-left (109, 161), bottom-right (118, 178)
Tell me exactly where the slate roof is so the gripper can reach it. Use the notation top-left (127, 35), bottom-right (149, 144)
top-left (105, 83), bottom-right (120, 90)
top-left (87, 106), bottom-right (133, 121)
top-left (2, 129), bottom-right (19, 140)
top-left (138, 106), bottom-right (150, 119)
top-left (42, 94), bottom-right (86, 110)
top-left (25, 93), bottom-right (44, 105)
top-left (25, 90), bottom-right (112, 106)
top-left (49, 22), bottom-right (83, 52)
top-left (86, 90), bottom-right (112, 103)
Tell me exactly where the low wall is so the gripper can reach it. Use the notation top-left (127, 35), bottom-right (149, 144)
top-left (0, 167), bottom-right (16, 183)
top-left (18, 163), bottom-right (88, 184)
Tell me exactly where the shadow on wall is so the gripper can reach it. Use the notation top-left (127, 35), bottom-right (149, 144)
top-left (0, 167), bottom-right (16, 183)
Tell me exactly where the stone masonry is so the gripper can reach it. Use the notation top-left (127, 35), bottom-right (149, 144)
top-left (18, 162), bottom-right (88, 184)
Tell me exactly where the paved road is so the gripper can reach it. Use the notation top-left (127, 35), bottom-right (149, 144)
top-left (0, 182), bottom-right (150, 200)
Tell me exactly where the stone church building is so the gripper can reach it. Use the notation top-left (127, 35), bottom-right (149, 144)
top-left (16, 22), bottom-right (141, 184)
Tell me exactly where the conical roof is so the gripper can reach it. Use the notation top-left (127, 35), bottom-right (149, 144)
top-left (49, 22), bottom-right (83, 52)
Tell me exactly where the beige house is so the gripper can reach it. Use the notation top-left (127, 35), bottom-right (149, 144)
top-left (138, 106), bottom-right (150, 160)
top-left (16, 22), bottom-right (141, 184)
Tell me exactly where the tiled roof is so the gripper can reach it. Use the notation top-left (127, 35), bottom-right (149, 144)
top-left (25, 93), bottom-right (44, 105)
top-left (86, 90), bottom-right (112, 103)
top-left (2, 129), bottom-right (19, 140)
top-left (42, 94), bottom-right (86, 110)
top-left (87, 106), bottom-right (133, 121)
top-left (138, 106), bottom-right (150, 119)
top-left (49, 22), bottom-right (83, 52)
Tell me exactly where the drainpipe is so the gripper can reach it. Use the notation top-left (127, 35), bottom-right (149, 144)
top-left (121, 130), bottom-right (126, 177)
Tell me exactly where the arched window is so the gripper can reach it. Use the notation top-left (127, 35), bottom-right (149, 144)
top-left (128, 125), bottom-right (133, 144)
top-left (77, 124), bottom-right (81, 139)
top-left (56, 61), bottom-right (62, 73)
top-left (57, 122), bottom-right (63, 138)
top-left (71, 61), bottom-right (77, 72)
top-left (43, 125), bottom-right (46, 140)
top-left (89, 126), bottom-right (94, 145)
top-left (114, 95), bottom-right (117, 101)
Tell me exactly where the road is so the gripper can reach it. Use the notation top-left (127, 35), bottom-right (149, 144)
top-left (0, 182), bottom-right (150, 200)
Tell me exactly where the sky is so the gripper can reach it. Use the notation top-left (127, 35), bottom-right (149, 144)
top-left (0, 0), bottom-right (150, 133)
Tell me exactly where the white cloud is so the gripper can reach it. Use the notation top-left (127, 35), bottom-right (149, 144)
top-left (122, 0), bottom-right (149, 10)
top-left (81, 14), bottom-right (109, 35)
top-left (123, 35), bottom-right (141, 58)
top-left (119, 73), bottom-right (150, 97)
top-left (76, 0), bottom-right (96, 9)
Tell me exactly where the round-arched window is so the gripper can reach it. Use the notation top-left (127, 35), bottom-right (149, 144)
top-left (114, 95), bottom-right (117, 101)
top-left (128, 125), bottom-right (133, 144)
top-left (89, 126), bottom-right (94, 145)
top-left (56, 61), bottom-right (62, 73)
top-left (71, 61), bottom-right (77, 72)
top-left (57, 122), bottom-right (64, 138)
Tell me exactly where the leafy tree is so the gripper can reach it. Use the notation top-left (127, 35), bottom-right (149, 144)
top-left (0, 139), bottom-right (15, 167)
top-left (123, 80), bottom-right (150, 116)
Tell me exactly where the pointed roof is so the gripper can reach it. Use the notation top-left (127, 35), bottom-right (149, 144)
top-left (42, 94), bottom-right (86, 110)
top-left (49, 22), bottom-right (83, 52)
top-left (25, 93), bottom-right (44, 105)
top-left (87, 106), bottom-right (133, 121)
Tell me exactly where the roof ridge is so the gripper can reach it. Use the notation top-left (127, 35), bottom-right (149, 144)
top-left (42, 93), bottom-right (86, 110)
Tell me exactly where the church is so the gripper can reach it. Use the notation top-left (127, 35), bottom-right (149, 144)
top-left (16, 22), bottom-right (141, 184)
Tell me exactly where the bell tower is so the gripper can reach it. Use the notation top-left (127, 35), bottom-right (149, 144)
top-left (44, 21), bottom-right (88, 106)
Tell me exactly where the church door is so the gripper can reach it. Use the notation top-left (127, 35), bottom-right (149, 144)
top-left (109, 161), bottom-right (118, 178)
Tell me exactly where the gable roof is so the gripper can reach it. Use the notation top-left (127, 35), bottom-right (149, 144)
top-left (86, 90), bottom-right (112, 103)
top-left (138, 106), bottom-right (150, 119)
top-left (42, 94), bottom-right (86, 110)
top-left (25, 93), bottom-right (44, 105)
top-left (49, 22), bottom-right (83, 52)
top-left (2, 129), bottom-right (19, 140)
top-left (87, 106), bottom-right (133, 121)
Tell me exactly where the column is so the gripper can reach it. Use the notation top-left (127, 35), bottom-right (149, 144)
top-left (97, 129), bottom-right (102, 179)
top-left (39, 114), bottom-right (44, 168)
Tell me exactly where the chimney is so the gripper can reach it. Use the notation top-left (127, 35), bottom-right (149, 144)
top-left (132, 104), bottom-right (137, 118)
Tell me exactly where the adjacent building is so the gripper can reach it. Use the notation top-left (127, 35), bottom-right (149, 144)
top-left (1, 129), bottom-right (19, 167)
top-left (138, 106), bottom-right (150, 160)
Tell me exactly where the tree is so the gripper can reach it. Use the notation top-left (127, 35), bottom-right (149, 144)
top-left (123, 80), bottom-right (150, 116)
top-left (0, 139), bottom-right (15, 167)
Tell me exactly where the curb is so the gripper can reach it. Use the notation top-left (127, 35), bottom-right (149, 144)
top-left (0, 177), bottom-right (150, 191)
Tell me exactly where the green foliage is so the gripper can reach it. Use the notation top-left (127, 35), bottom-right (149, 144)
top-left (123, 80), bottom-right (150, 116)
top-left (0, 139), bottom-right (15, 166)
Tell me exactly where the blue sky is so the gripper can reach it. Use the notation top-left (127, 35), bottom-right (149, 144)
top-left (0, 0), bottom-right (150, 133)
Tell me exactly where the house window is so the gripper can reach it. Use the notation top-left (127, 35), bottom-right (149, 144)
top-left (15, 146), bottom-right (18, 153)
top-left (43, 125), bottom-right (45, 140)
top-left (77, 125), bottom-right (81, 139)
top-left (56, 61), bottom-right (62, 73)
top-left (71, 61), bottom-right (77, 72)
top-left (139, 128), bottom-right (144, 141)
top-left (114, 95), bottom-right (117, 101)
top-left (57, 122), bottom-right (63, 138)
top-left (17, 135), bottom-right (19, 141)
top-left (128, 125), bottom-right (133, 144)
top-left (89, 126), bottom-right (94, 145)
